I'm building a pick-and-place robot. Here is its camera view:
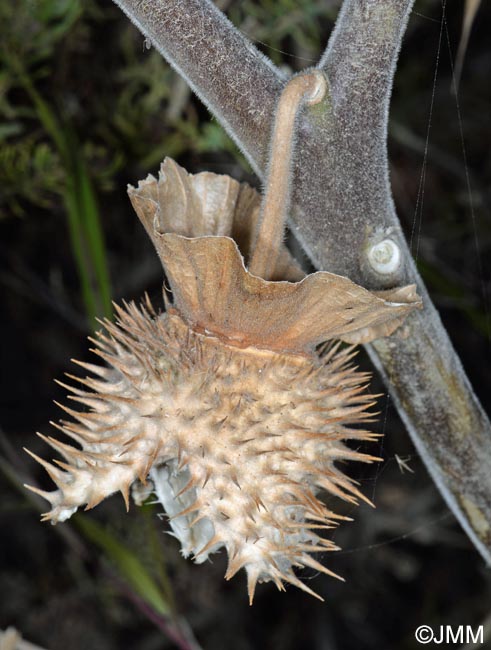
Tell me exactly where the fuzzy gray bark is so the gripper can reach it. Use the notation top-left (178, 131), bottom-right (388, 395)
top-left (111, 0), bottom-right (491, 562)
top-left (112, 0), bottom-right (282, 174)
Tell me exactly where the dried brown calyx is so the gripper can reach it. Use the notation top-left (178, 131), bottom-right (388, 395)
top-left (26, 71), bottom-right (422, 603)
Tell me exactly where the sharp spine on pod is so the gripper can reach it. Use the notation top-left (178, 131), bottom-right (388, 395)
top-left (26, 71), bottom-right (422, 603)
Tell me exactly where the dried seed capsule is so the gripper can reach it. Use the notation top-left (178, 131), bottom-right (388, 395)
top-left (27, 72), bottom-right (421, 601)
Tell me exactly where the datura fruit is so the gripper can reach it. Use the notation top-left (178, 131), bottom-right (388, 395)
top-left (26, 71), bottom-right (422, 602)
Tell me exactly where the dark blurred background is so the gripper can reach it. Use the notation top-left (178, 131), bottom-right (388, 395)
top-left (0, 1), bottom-right (490, 649)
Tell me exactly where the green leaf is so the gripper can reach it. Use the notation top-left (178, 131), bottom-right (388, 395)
top-left (0, 122), bottom-right (23, 140)
top-left (75, 515), bottom-right (171, 617)
top-left (71, 145), bottom-right (113, 320)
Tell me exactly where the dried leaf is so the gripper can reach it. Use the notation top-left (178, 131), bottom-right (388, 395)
top-left (454, 0), bottom-right (481, 91)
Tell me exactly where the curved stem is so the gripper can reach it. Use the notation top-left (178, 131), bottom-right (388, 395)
top-left (249, 71), bottom-right (327, 280)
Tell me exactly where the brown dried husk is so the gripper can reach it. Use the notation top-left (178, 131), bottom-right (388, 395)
top-left (128, 158), bottom-right (422, 352)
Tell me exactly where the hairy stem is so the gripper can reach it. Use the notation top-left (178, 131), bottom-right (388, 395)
top-left (111, 0), bottom-right (282, 174)
top-left (368, 279), bottom-right (491, 563)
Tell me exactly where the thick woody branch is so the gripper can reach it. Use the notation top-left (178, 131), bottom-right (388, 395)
top-left (111, 0), bottom-right (491, 562)
top-left (111, 0), bottom-right (282, 174)
top-left (299, 0), bottom-right (414, 282)
top-left (368, 278), bottom-right (491, 563)
top-left (316, 0), bottom-right (491, 562)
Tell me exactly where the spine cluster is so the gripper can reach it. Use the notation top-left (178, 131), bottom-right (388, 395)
top-left (27, 299), bottom-right (379, 601)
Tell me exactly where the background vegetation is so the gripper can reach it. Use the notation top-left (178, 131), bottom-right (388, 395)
top-left (1, 1), bottom-right (490, 648)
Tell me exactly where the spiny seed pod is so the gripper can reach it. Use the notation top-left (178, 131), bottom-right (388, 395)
top-left (26, 71), bottom-right (422, 602)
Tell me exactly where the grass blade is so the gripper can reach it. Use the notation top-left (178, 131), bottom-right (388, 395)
top-left (75, 515), bottom-right (172, 617)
